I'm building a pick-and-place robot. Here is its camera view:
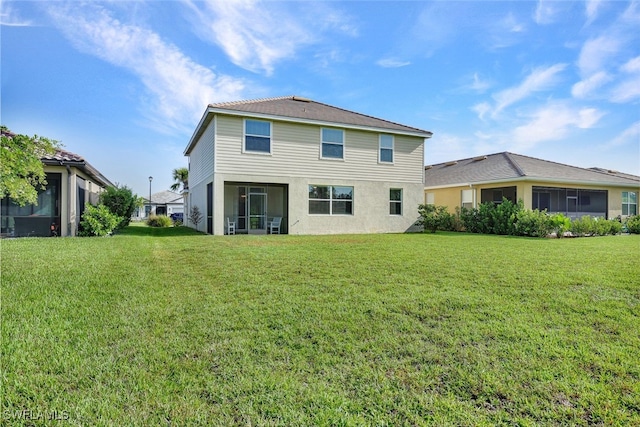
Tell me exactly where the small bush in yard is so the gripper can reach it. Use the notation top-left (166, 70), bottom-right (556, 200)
top-left (146, 215), bottom-right (173, 228)
top-left (515, 209), bottom-right (553, 237)
top-left (549, 213), bottom-right (571, 237)
top-left (626, 215), bottom-right (640, 234)
top-left (79, 204), bottom-right (122, 236)
top-left (417, 204), bottom-right (455, 233)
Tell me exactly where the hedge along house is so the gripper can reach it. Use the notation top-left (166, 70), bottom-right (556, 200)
top-left (424, 152), bottom-right (640, 220)
top-left (184, 96), bottom-right (432, 235)
top-left (1, 148), bottom-right (113, 237)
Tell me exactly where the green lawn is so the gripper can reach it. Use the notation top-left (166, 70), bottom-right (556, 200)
top-left (2, 226), bottom-right (639, 425)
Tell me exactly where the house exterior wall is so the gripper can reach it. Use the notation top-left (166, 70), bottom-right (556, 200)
top-left (425, 180), bottom-right (640, 219)
top-left (215, 116), bottom-right (424, 183)
top-left (187, 114), bottom-right (426, 235)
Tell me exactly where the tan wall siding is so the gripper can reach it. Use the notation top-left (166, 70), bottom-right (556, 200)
top-left (426, 180), bottom-right (640, 218)
top-left (215, 115), bottom-right (424, 183)
top-left (189, 119), bottom-right (215, 189)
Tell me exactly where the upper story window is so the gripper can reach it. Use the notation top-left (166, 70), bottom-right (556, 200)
top-left (379, 134), bottom-right (394, 163)
top-left (321, 128), bottom-right (344, 159)
top-left (244, 119), bottom-right (271, 154)
top-left (622, 191), bottom-right (637, 216)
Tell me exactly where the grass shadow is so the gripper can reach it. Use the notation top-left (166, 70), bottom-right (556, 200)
top-left (117, 224), bottom-right (206, 238)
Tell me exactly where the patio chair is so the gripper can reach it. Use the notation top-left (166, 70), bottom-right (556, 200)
top-left (227, 217), bottom-right (236, 235)
top-left (268, 216), bottom-right (282, 234)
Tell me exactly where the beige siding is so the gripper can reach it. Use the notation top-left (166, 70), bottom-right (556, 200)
top-left (215, 115), bottom-right (424, 183)
top-left (426, 180), bottom-right (640, 219)
top-left (189, 119), bottom-right (215, 188)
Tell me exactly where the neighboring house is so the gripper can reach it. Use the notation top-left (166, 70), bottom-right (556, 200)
top-left (134, 190), bottom-right (184, 219)
top-left (1, 148), bottom-right (113, 237)
top-left (184, 96), bottom-right (432, 235)
top-left (424, 152), bottom-right (640, 220)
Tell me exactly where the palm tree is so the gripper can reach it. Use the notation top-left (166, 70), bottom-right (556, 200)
top-left (170, 167), bottom-right (188, 192)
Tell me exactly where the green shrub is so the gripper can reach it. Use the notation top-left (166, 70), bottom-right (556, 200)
top-left (457, 206), bottom-right (480, 233)
top-left (571, 216), bottom-right (595, 236)
top-left (626, 215), bottom-right (640, 234)
top-left (514, 209), bottom-right (553, 237)
top-left (417, 204), bottom-right (454, 233)
top-left (100, 185), bottom-right (143, 229)
top-left (609, 220), bottom-right (623, 235)
top-left (549, 213), bottom-right (571, 238)
top-left (78, 204), bottom-right (122, 237)
top-left (146, 215), bottom-right (173, 228)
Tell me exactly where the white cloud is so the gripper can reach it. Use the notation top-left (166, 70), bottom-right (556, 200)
top-left (46, 3), bottom-right (246, 134)
top-left (472, 102), bottom-right (492, 121)
top-left (487, 64), bottom-right (567, 117)
top-left (182, 0), bottom-right (357, 76)
top-left (0, 2), bottom-right (32, 26)
top-left (511, 103), bottom-right (604, 150)
top-left (621, 56), bottom-right (640, 73)
top-left (534, 0), bottom-right (559, 25)
top-left (577, 35), bottom-right (622, 76)
top-left (571, 71), bottom-right (611, 99)
top-left (609, 75), bottom-right (640, 103)
top-left (376, 58), bottom-right (411, 68)
top-left (601, 121), bottom-right (640, 149)
top-left (585, 0), bottom-right (603, 26)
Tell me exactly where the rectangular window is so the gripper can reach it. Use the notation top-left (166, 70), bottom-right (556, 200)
top-left (379, 134), bottom-right (394, 163)
top-left (390, 189), bottom-right (402, 215)
top-left (622, 191), bottom-right (637, 216)
top-left (461, 189), bottom-right (473, 209)
top-left (309, 185), bottom-right (353, 215)
top-left (321, 128), bottom-right (344, 159)
top-left (426, 192), bottom-right (435, 205)
top-left (244, 119), bottom-right (271, 153)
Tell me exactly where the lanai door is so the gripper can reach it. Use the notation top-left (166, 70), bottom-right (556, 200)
top-left (248, 189), bottom-right (267, 234)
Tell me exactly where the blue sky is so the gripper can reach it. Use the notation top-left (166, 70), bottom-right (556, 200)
top-left (2, 1), bottom-right (639, 197)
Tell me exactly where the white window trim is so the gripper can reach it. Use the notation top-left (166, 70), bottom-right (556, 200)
top-left (379, 134), bottom-right (394, 164)
top-left (320, 128), bottom-right (345, 161)
top-left (308, 185), bottom-right (354, 215)
top-left (390, 188), bottom-right (402, 216)
top-left (622, 191), bottom-right (637, 216)
top-left (243, 119), bottom-right (272, 155)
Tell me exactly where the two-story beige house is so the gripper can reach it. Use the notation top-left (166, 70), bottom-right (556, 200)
top-left (184, 96), bottom-right (432, 235)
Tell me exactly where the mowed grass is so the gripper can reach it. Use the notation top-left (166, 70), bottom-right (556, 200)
top-left (1, 226), bottom-right (639, 426)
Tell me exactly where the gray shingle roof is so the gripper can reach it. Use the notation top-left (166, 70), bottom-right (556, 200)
top-left (424, 152), bottom-right (640, 188)
top-left (186, 96), bottom-right (432, 155)
top-left (208, 96), bottom-right (432, 135)
top-left (146, 190), bottom-right (183, 204)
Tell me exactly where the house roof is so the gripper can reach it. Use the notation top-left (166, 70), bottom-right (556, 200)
top-left (42, 149), bottom-right (114, 188)
top-left (2, 128), bottom-right (113, 188)
top-left (185, 96), bottom-right (432, 155)
top-left (424, 152), bottom-right (640, 189)
top-left (145, 190), bottom-right (183, 204)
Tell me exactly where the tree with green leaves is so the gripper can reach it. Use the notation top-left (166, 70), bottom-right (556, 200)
top-left (0, 126), bottom-right (59, 206)
top-left (170, 167), bottom-right (188, 192)
top-left (99, 184), bottom-right (143, 229)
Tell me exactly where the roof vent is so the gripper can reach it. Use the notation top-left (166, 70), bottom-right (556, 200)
top-left (608, 169), bottom-right (619, 174)
top-left (445, 161), bottom-right (458, 166)
top-left (425, 165), bottom-right (433, 170)
top-left (472, 155), bottom-right (487, 162)
top-left (292, 96), bottom-right (311, 102)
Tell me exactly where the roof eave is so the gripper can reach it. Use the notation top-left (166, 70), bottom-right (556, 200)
top-left (424, 176), bottom-right (640, 190)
